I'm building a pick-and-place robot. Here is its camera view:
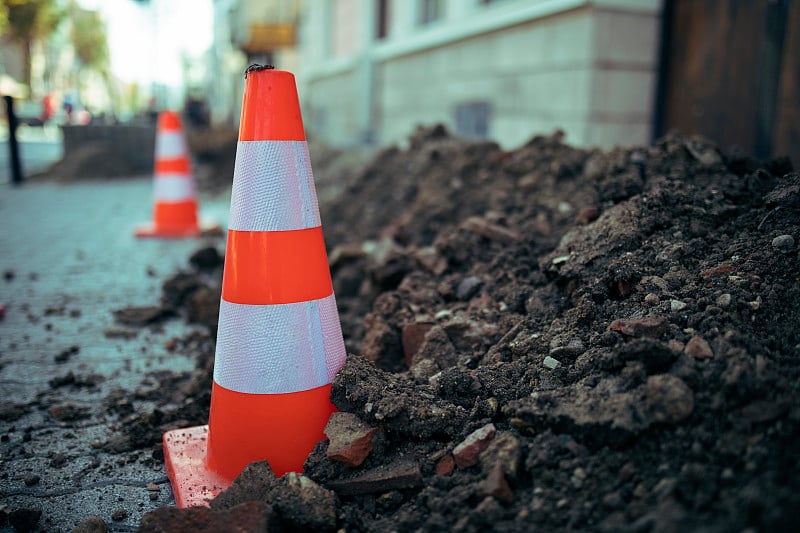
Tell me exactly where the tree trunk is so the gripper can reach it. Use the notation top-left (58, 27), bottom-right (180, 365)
top-left (23, 40), bottom-right (33, 96)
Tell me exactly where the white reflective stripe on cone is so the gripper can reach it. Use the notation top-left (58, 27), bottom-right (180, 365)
top-left (214, 293), bottom-right (346, 394)
top-left (155, 131), bottom-right (187, 159)
top-left (228, 141), bottom-right (321, 232)
top-left (154, 174), bottom-right (196, 201)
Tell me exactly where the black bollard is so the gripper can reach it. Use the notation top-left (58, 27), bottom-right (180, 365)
top-left (4, 95), bottom-right (24, 185)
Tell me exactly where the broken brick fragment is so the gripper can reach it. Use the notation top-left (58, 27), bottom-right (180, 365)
top-left (453, 423), bottom-right (497, 469)
top-left (324, 412), bottom-right (380, 467)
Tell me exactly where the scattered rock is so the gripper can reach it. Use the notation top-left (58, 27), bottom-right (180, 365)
top-left (576, 206), bottom-right (600, 224)
top-left (324, 412), bottom-right (380, 467)
top-left (609, 316), bottom-right (668, 338)
top-left (210, 461), bottom-right (277, 511)
top-left (435, 453), bottom-right (455, 476)
top-left (272, 473), bottom-right (337, 531)
top-left (54, 345), bottom-right (80, 363)
top-left (453, 423), bottom-right (497, 469)
top-left (0, 402), bottom-right (30, 422)
top-left (543, 355), bottom-right (560, 370)
top-left (684, 335), bottom-right (713, 359)
top-left (140, 501), bottom-right (276, 533)
top-left (48, 403), bottom-right (90, 422)
top-left (401, 322), bottom-right (434, 367)
top-left (462, 216), bottom-right (522, 243)
top-left (188, 246), bottom-right (223, 271)
top-left (325, 459), bottom-right (422, 496)
top-left (670, 299), bottom-right (687, 312)
top-left (456, 276), bottom-right (483, 300)
top-left (71, 516), bottom-right (107, 533)
top-left (112, 305), bottom-right (174, 327)
top-left (771, 234), bottom-right (795, 250)
top-left (645, 374), bottom-right (694, 424)
top-left (483, 463), bottom-right (514, 504)
top-left (8, 508), bottom-right (41, 532)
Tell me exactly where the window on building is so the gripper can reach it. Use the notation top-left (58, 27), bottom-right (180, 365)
top-left (375, 0), bottom-right (390, 40)
top-left (418, 0), bottom-right (443, 25)
top-left (454, 102), bottom-right (491, 140)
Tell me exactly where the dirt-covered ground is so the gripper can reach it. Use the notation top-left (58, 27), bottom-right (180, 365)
top-left (14, 124), bottom-right (800, 531)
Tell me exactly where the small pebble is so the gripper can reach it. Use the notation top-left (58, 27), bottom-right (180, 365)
top-left (670, 300), bottom-right (687, 312)
top-left (543, 356), bottom-right (560, 370)
top-left (456, 276), bottom-right (483, 300)
top-left (644, 293), bottom-right (660, 306)
top-left (434, 309), bottom-right (452, 320)
top-left (771, 234), bottom-right (794, 250)
top-left (716, 293), bottom-right (731, 307)
top-left (23, 474), bottom-right (40, 486)
top-left (111, 509), bottom-right (127, 521)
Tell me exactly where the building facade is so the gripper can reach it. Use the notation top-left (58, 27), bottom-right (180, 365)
top-left (298, 0), bottom-right (663, 149)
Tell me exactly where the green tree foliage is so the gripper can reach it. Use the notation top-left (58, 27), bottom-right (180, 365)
top-left (0, 0), bottom-right (64, 89)
top-left (69, 2), bottom-right (107, 74)
top-left (68, 1), bottom-right (114, 116)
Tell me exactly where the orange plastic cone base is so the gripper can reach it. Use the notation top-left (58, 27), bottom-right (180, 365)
top-left (207, 382), bottom-right (335, 480)
top-left (163, 383), bottom-right (335, 508)
top-left (135, 200), bottom-right (201, 238)
top-left (163, 425), bottom-right (226, 508)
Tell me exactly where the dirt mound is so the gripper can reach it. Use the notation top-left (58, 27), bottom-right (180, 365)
top-left (129, 125), bottom-right (798, 531)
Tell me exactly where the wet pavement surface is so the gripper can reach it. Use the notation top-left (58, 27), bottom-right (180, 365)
top-left (0, 178), bottom-right (229, 531)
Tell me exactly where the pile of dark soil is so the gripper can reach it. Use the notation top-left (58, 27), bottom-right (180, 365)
top-left (122, 126), bottom-right (798, 532)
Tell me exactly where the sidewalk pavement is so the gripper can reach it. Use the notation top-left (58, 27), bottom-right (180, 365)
top-left (0, 178), bottom-right (229, 532)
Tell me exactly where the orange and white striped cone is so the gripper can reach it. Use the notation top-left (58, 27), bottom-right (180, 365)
top-left (162, 66), bottom-right (347, 507)
top-left (135, 111), bottom-right (209, 238)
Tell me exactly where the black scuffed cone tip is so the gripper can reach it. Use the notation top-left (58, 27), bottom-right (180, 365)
top-left (245, 64), bottom-right (275, 77)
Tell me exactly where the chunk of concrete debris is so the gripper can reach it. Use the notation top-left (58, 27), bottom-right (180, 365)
top-left (543, 356), bottom-right (560, 370)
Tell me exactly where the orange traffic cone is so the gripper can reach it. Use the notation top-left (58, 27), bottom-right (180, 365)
top-left (162, 66), bottom-right (347, 507)
top-left (135, 111), bottom-right (209, 238)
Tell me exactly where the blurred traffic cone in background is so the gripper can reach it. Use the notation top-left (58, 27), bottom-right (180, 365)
top-left (135, 111), bottom-right (212, 238)
top-left (162, 66), bottom-right (347, 507)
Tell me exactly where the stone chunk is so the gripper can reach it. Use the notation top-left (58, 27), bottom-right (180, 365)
top-left (543, 356), bottom-right (560, 370)
top-left (274, 473), bottom-right (337, 531)
top-left (462, 216), bottom-right (522, 243)
top-left (71, 516), bottom-right (107, 533)
top-left (684, 335), bottom-right (713, 359)
top-left (435, 454), bottom-right (455, 476)
top-left (324, 412), bottom-right (379, 467)
top-left (609, 316), bottom-right (668, 338)
top-left (453, 423), bottom-right (497, 469)
top-left (480, 431), bottom-right (522, 482)
top-left (326, 459), bottom-right (422, 496)
top-left (482, 463), bottom-right (513, 504)
top-left (401, 322), bottom-right (434, 367)
top-left (645, 374), bottom-right (694, 424)
top-left (140, 501), bottom-right (276, 533)
top-left (210, 461), bottom-right (277, 511)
